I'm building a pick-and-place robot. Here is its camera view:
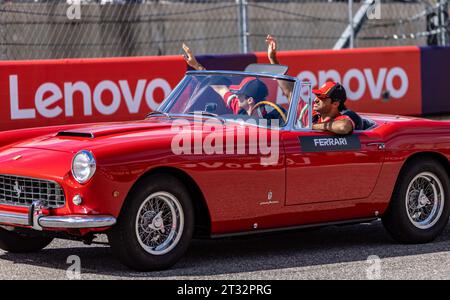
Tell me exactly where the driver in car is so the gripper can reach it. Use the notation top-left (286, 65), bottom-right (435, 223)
top-left (182, 43), bottom-right (287, 123)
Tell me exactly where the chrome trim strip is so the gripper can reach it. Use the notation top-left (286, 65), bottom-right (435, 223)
top-left (211, 217), bottom-right (378, 239)
top-left (0, 210), bottom-right (116, 229)
top-left (0, 211), bottom-right (29, 226)
top-left (38, 215), bottom-right (116, 228)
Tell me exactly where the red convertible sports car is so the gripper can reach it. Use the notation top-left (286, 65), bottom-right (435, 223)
top-left (0, 68), bottom-right (449, 271)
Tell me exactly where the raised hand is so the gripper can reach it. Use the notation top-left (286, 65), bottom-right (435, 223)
top-left (265, 34), bottom-right (279, 64)
top-left (182, 43), bottom-right (205, 70)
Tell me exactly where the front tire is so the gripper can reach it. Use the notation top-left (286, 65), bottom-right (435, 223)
top-left (0, 228), bottom-right (53, 253)
top-left (108, 175), bottom-right (194, 271)
top-left (382, 158), bottom-right (450, 243)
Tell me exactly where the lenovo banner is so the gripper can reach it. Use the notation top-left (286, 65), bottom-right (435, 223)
top-left (0, 56), bottom-right (186, 131)
top-left (0, 46), bottom-right (431, 132)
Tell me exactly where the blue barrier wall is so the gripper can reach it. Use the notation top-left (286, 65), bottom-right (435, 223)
top-left (421, 46), bottom-right (450, 115)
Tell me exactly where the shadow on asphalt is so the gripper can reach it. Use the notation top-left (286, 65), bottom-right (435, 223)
top-left (1, 220), bottom-right (450, 278)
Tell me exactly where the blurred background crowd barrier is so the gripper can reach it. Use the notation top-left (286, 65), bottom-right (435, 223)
top-left (0, 0), bottom-right (448, 60)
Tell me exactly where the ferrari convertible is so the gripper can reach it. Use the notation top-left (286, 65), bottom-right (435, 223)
top-left (0, 68), bottom-right (449, 271)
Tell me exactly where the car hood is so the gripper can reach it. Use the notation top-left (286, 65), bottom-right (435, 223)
top-left (0, 147), bottom-right (74, 179)
top-left (9, 119), bottom-right (176, 154)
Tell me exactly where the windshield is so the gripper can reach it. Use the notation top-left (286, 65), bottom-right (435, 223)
top-left (158, 73), bottom-right (295, 127)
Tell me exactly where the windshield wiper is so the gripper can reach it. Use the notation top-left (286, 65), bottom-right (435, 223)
top-left (187, 111), bottom-right (225, 124)
top-left (146, 111), bottom-right (171, 119)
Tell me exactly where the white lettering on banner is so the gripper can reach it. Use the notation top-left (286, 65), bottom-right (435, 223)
top-left (120, 79), bottom-right (146, 113)
top-left (297, 67), bottom-right (409, 101)
top-left (7, 66), bottom-right (408, 120)
top-left (386, 67), bottom-right (409, 98)
top-left (93, 80), bottom-right (121, 115)
top-left (9, 75), bottom-right (36, 120)
top-left (64, 82), bottom-right (93, 117)
top-left (145, 78), bottom-right (172, 111)
top-left (35, 83), bottom-right (63, 118)
top-left (318, 69), bottom-right (341, 86)
top-left (364, 68), bottom-right (387, 99)
top-left (297, 71), bottom-right (317, 88)
top-left (343, 69), bottom-right (366, 100)
top-left (8, 75), bottom-right (172, 120)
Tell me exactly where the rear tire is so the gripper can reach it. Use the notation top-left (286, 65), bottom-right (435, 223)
top-left (382, 158), bottom-right (450, 243)
top-left (108, 174), bottom-right (194, 271)
top-left (0, 228), bottom-right (53, 253)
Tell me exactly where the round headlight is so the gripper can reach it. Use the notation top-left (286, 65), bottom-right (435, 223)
top-left (71, 150), bottom-right (96, 184)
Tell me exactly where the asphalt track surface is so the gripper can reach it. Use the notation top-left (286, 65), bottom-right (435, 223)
top-left (1, 220), bottom-right (450, 280)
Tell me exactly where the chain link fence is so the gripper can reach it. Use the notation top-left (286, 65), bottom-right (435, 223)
top-left (358, 0), bottom-right (448, 47)
top-left (0, 0), bottom-right (448, 60)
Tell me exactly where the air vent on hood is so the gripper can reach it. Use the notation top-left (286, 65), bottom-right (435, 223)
top-left (56, 131), bottom-right (94, 138)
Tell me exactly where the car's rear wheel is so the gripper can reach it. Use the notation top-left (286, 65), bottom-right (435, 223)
top-left (0, 228), bottom-right (53, 253)
top-left (382, 158), bottom-right (450, 243)
top-left (108, 174), bottom-right (194, 271)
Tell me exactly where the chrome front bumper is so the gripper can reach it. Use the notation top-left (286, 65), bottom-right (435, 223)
top-left (0, 202), bottom-right (116, 231)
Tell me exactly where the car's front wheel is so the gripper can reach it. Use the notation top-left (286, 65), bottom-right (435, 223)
top-left (0, 228), bottom-right (53, 253)
top-left (108, 175), bottom-right (194, 271)
top-left (382, 157), bottom-right (450, 243)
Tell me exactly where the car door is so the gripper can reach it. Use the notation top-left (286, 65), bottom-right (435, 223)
top-left (282, 129), bottom-right (385, 205)
top-left (185, 122), bottom-right (286, 233)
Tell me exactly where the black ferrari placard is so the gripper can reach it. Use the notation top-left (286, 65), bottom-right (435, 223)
top-left (299, 135), bottom-right (361, 152)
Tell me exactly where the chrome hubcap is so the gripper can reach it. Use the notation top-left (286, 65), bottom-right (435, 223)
top-left (406, 172), bottom-right (444, 230)
top-left (135, 191), bottom-right (184, 255)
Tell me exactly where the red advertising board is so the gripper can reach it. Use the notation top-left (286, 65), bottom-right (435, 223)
top-left (0, 46), bottom-right (423, 132)
top-left (0, 56), bottom-right (186, 131)
top-left (256, 46), bottom-right (422, 116)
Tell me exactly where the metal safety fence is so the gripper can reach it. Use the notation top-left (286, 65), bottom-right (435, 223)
top-left (0, 0), bottom-right (448, 60)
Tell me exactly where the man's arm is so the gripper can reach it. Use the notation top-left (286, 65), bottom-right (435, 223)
top-left (265, 35), bottom-right (292, 99)
top-left (182, 43), bottom-right (205, 71)
top-left (182, 43), bottom-right (233, 103)
top-left (312, 118), bottom-right (354, 135)
top-left (266, 35), bottom-right (280, 65)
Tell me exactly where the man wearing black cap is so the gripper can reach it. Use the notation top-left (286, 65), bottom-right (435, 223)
top-left (311, 81), bottom-right (355, 135)
top-left (226, 77), bottom-right (268, 115)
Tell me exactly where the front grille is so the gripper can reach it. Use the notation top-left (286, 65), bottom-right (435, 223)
top-left (0, 175), bottom-right (65, 209)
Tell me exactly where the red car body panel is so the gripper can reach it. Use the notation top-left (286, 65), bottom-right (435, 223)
top-left (0, 114), bottom-right (450, 236)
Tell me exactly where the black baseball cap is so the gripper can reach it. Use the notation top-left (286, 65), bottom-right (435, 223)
top-left (229, 77), bottom-right (269, 101)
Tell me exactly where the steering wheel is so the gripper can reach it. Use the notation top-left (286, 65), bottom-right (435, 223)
top-left (249, 101), bottom-right (287, 123)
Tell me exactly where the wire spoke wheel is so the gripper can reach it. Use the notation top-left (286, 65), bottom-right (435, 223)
top-left (405, 172), bottom-right (444, 230)
top-left (135, 191), bottom-right (184, 255)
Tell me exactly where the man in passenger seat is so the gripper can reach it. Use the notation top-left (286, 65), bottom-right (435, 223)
top-left (311, 81), bottom-right (355, 135)
top-left (266, 35), bottom-right (363, 131)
